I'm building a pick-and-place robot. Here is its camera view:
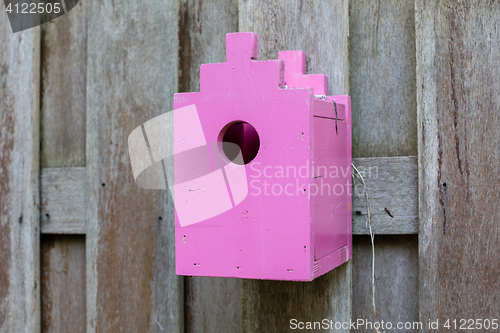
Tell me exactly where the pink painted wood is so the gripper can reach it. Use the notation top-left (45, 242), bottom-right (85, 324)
top-left (173, 32), bottom-right (351, 281)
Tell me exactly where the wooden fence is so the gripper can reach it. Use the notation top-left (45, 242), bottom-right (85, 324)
top-left (1, 0), bottom-right (499, 332)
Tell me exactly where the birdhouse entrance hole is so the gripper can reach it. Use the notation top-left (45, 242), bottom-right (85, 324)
top-left (220, 121), bottom-right (260, 165)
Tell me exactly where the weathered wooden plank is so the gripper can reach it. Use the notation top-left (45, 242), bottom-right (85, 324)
top-left (41, 235), bottom-right (86, 333)
top-left (349, 0), bottom-right (419, 329)
top-left (416, 1), bottom-right (500, 330)
top-left (185, 277), bottom-right (242, 333)
top-left (0, 19), bottom-right (41, 333)
top-left (238, 1), bottom-right (351, 332)
top-left (86, 0), bottom-right (182, 332)
top-left (239, 0), bottom-right (349, 95)
top-left (40, 155), bottom-right (417, 235)
top-left (352, 156), bottom-right (418, 235)
top-left (39, 5), bottom-right (89, 332)
top-left (40, 1), bottom-right (87, 169)
top-left (177, 1), bottom-right (241, 332)
top-left (179, 0), bottom-right (239, 93)
top-left (350, 0), bottom-right (417, 159)
top-left (41, 167), bottom-right (86, 234)
top-left (352, 235), bottom-right (419, 333)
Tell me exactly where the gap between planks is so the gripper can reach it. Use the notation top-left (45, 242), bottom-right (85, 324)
top-left (40, 156), bottom-right (418, 235)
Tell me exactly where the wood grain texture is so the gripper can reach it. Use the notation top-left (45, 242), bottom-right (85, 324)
top-left (40, 1), bottom-right (87, 168)
top-left (179, 0), bottom-right (239, 93)
top-left (0, 19), bottom-right (41, 333)
top-left (238, 1), bottom-right (351, 331)
top-left (349, 0), bottom-right (417, 159)
top-left (242, 265), bottom-right (350, 332)
top-left (41, 167), bottom-right (86, 234)
top-left (352, 156), bottom-right (418, 235)
top-left (178, 1), bottom-right (242, 332)
top-left (39, 4), bottom-right (88, 332)
top-left (239, 0), bottom-right (349, 95)
top-left (352, 235), bottom-right (419, 333)
top-left (39, 156), bottom-right (416, 234)
top-left (86, 0), bottom-right (182, 332)
top-left (416, 1), bottom-right (500, 330)
top-left (185, 277), bottom-right (242, 333)
top-left (349, 0), bottom-right (419, 328)
top-left (41, 235), bottom-right (86, 333)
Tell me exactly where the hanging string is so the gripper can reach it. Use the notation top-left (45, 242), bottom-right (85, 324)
top-left (352, 163), bottom-right (385, 333)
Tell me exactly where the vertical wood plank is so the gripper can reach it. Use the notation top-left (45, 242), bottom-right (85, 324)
top-left (86, 0), bottom-right (182, 332)
top-left (177, 1), bottom-right (242, 332)
top-left (349, 0), bottom-right (419, 329)
top-left (41, 235), bottom-right (86, 333)
top-left (179, 0), bottom-right (239, 93)
top-left (239, 0), bottom-right (349, 95)
top-left (352, 235), bottom-right (419, 332)
top-left (416, 1), bottom-right (500, 330)
top-left (238, 1), bottom-right (351, 332)
top-left (40, 1), bottom-right (87, 169)
top-left (39, 2), bottom-right (88, 332)
top-left (350, 0), bottom-right (417, 159)
top-left (185, 277), bottom-right (242, 333)
top-left (0, 19), bottom-right (41, 333)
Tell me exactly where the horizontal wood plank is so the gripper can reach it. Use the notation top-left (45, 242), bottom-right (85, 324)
top-left (40, 157), bottom-right (418, 235)
top-left (352, 156), bottom-right (418, 235)
top-left (41, 167), bottom-right (86, 234)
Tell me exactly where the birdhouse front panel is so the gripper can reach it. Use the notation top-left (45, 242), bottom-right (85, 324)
top-left (173, 32), bottom-right (351, 281)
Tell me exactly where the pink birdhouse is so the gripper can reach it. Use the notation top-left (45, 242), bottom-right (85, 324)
top-left (173, 32), bottom-right (352, 281)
